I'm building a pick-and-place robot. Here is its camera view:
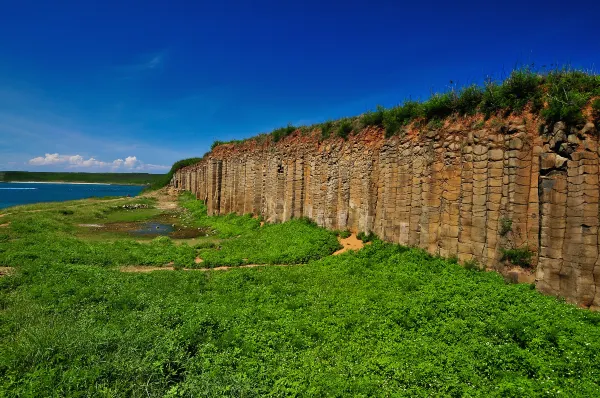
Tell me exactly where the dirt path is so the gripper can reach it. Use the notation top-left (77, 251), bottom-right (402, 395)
top-left (143, 187), bottom-right (179, 210)
top-left (333, 233), bottom-right (365, 255)
top-left (120, 263), bottom-right (291, 273)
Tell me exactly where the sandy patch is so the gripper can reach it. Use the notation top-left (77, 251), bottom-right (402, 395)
top-left (333, 233), bottom-right (365, 255)
top-left (0, 267), bottom-right (14, 277)
top-left (0, 222), bottom-right (9, 228)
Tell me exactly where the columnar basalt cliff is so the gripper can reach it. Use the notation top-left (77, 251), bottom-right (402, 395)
top-left (172, 117), bottom-right (600, 309)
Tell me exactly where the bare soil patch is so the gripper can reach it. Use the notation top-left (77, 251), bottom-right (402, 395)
top-left (0, 222), bottom-right (9, 228)
top-left (143, 188), bottom-right (179, 210)
top-left (0, 267), bottom-right (14, 278)
top-left (333, 233), bottom-right (365, 255)
top-left (119, 263), bottom-right (291, 273)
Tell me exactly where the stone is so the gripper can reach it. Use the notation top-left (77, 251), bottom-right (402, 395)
top-left (172, 119), bottom-right (600, 309)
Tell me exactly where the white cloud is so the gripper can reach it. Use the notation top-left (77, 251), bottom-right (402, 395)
top-left (28, 153), bottom-right (169, 172)
top-left (124, 156), bottom-right (139, 168)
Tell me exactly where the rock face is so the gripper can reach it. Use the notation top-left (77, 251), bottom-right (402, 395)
top-left (172, 118), bottom-right (600, 309)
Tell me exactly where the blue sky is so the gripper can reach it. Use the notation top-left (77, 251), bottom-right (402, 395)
top-left (1, 0), bottom-right (598, 173)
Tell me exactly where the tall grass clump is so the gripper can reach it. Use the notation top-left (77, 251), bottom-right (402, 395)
top-left (272, 124), bottom-right (297, 142)
top-left (542, 69), bottom-right (600, 125)
top-left (205, 66), bottom-right (599, 150)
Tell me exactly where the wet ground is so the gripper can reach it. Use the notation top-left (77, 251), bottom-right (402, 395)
top-left (79, 216), bottom-right (209, 239)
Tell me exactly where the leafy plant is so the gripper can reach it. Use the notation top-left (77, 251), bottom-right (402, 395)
top-left (590, 98), bottom-right (600, 122)
top-left (501, 246), bottom-right (534, 267)
top-left (361, 105), bottom-right (385, 127)
top-left (272, 124), bottom-right (297, 142)
top-left (499, 217), bottom-right (513, 237)
top-left (320, 121), bottom-right (334, 140)
top-left (357, 230), bottom-right (377, 242)
top-left (336, 119), bottom-right (353, 139)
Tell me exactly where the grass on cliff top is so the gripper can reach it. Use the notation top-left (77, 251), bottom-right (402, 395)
top-left (1, 237), bottom-right (600, 396)
top-left (209, 67), bottom-right (600, 148)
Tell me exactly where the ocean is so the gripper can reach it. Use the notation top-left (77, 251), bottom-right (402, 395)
top-left (0, 182), bottom-right (145, 209)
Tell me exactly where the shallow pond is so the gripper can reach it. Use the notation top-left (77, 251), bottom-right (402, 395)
top-left (131, 222), bottom-right (174, 236)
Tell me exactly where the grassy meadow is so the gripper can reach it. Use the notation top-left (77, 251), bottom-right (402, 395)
top-left (0, 192), bottom-right (599, 396)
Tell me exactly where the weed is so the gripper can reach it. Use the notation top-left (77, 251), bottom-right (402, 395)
top-left (361, 105), bottom-right (385, 127)
top-left (501, 246), bottom-right (534, 267)
top-left (272, 124), bottom-right (297, 142)
top-left (320, 121), bottom-right (334, 140)
top-left (463, 258), bottom-right (483, 271)
top-left (357, 231), bottom-right (377, 242)
top-left (499, 217), bottom-right (513, 237)
top-left (591, 98), bottom-right (600, 122)
top-left (336, 119), bottom-right (353, 139)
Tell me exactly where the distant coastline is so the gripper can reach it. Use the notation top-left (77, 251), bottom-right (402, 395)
top-left (2, 181), bottom-right (135, 186)
top-left (0, 171), bottom-right (164, 186)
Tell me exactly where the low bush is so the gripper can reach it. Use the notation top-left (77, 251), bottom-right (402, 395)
top-left (272, 124), bottom-right (297, 142)
top-left (336, 119), bottom-right (353, 139)
top-left (501, 246), bottom-right (534, 267)
top-left (357, 230), bottom-right (377, 242)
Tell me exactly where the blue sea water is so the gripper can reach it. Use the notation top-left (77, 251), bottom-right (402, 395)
top-left (0, 182), bottom-right (144, 209)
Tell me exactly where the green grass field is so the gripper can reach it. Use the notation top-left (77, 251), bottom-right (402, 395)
top-left (1, 194), bottom-right (599, 396)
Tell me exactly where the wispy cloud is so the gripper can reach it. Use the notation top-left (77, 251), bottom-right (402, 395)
top-left (115, 51), bottom-right (167, 79)
top-left (28, 153), bottom-right (169, 172)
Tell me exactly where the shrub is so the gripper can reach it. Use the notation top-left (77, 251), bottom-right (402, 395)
top-left (357, 231), bottom-right (377, 242)
top-left (361, 105), bottom-right (385, 127)
top-left (421, 92), bottom-right (456, 121)
top-left (593, 99), bottom-right (600, 122)
top-left (463, 258), bottom-right (483, 271)
top-left (336, 119), bottom-right (353, 139)
top-left (272, 124), bottom-right (297, 142)
top-left (334, 229), bottom-right (351, 239)
top-left (499, 218), bottom-right (513, 237)
top-left (455, 85), bottom-right (484, 116)
top-left (480, 68), bottom-right (542, 118)
top-left (501, 246), bottom-right (534, 267)
top-left (58, 209), bottom-right (74, 216)
top-left (211, 140), bottom-right (226, 150)
top-left (320, 121), bottom-right (333, 140)
top-left (383, 101), bottom-right (422, 137)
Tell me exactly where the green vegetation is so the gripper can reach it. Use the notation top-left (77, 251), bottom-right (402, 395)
top-left (0, 171), bottom-right (163, 185)
top-left (198, 218), bottom-right (340, 267)
top-left (357, 230), bottom-right (378, 242)
top-left (500, 217), bottom-right (513, 237)
top-left (271, 124), bottom-right (297, 142)
top-left (179, 192), bottom-right (260, 238)
top-left (336, 118), bottom-right (353, 139)
top-left (145, 157), bottom-right (203, 191)
top-left (501, 246), bottom-right (535, 267)
top-left (1, 219), bottom-right (600, 395)
top-left (592, 98), bottom-right (600, 122)
top-left (208, 67), bottom-right (600, 151)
